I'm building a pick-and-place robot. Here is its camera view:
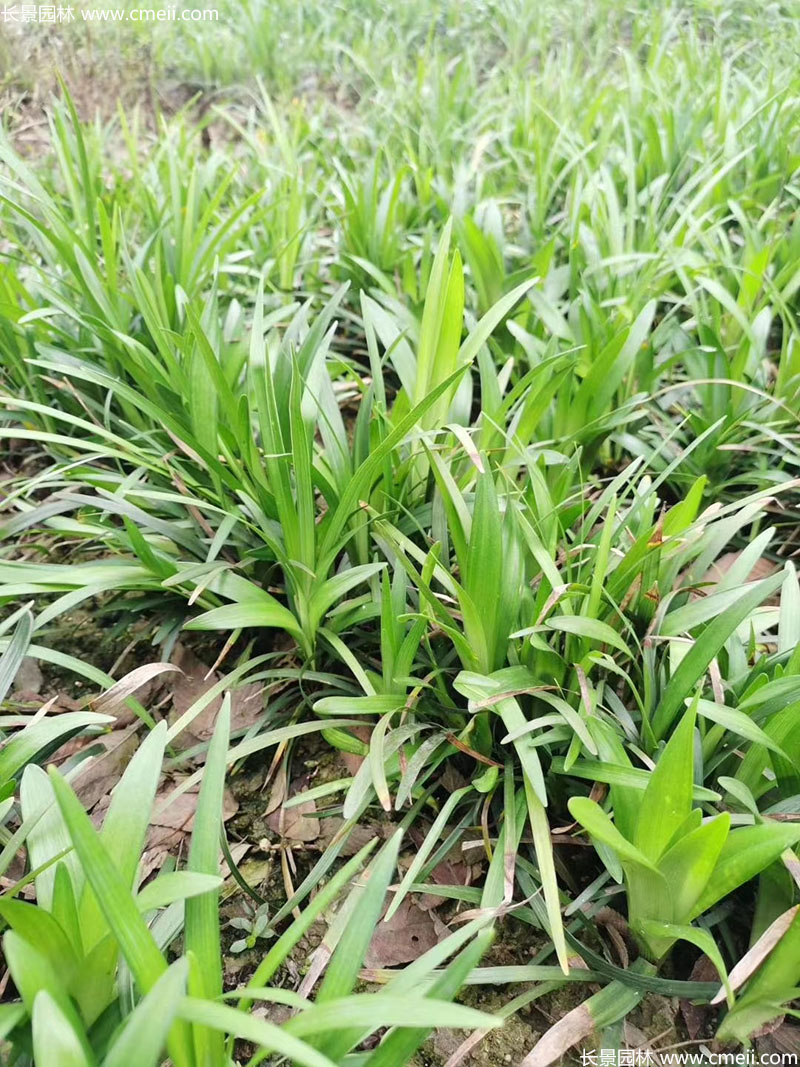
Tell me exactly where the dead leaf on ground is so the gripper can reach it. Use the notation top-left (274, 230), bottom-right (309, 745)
top-left (363, 898), bottom-right (439, 968)
top-left (317, 818), bottom-right (390, 855)
top-left (756, 1022), bottom-right (800, 1059)
top-left (622, 1022), bottom-right (649, 1049)
top-left (520, 1002), bottom-right (594, 1067)
top-left (252, 1003), bottom-right (293, 1027)
top-left (91, 776), bottom-right (239, 878)
top-left (12, 657), bottom-right (43, 697)
top-left (219, 841), bottom-right (251, 884)
top-left (266, 776), bottom-right (320, 844)
top-left (168, 643), bottom-right (265, 746)
top-left (264, 762), bottom-right (288, 816)
top-left (416, 857), bottom-right (472, 910)
top-left (337, 724), bottom-right (373, 775)
top-left (680, 954), bottom-right (719, 1039)
top-left (228, 855), bottom-right (272, 893)
top-left (441, 1011), bottom-right (539, 1067)
top-left (404, 824), bottom-right (474, 909)
top-left (441, 764), bottom-right (469, 793)
top-left (148, 779), bottom-right (239, 851)
top-left (439, 1027), bottom-right (479, 1067)
top-left (73, 724), bottom-right (141, 810)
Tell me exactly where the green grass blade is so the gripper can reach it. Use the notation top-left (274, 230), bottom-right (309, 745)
top-left (184, 696), bottom-right (230, 1065)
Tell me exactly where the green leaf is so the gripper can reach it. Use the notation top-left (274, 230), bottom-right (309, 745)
top-left (364, 929), bottom-right (494, 1067)
top-left (456, 274), bottom-right (538, 369)
top-left (657, 814), bottom-right (730, 923)
top-left (103, 959), bottom-right (188, 1067)
top-left (286, 994), bottom-right (499, 1038)
top-left (385, 786), bottom-right (472, 921)
top-left (568, 798), bottom-right (659, 872)
top-left (51, 863), bottom-right (82, 957)
top-left (463, 471), bottom-right (507, 672)
top-left (242, 838), bottom-right (379, 1000)
top-left (135, 872), bottom-right (223, 912)
top-left (634, 701), bottom-right (697, 862)
top-left (0, 899), bottom-right (79, 986)
top-left (692, 822), bottom-right (800, 919)
top-left (319, 366), bottom-right (469, 565)
top-left (314, 694), bottom-right (407, 717)
top-left (0, 1003), bottom-right (26, 1042)
top-left (184, 696), bottom-right (230, 1065)
top-left (47, 769), bottom-right (169, 992)
top-left (414, 218), bottom-right (457, 407)
top-left (0, 608), bottom-right (32, 706)
top-left (177, 997), bottom-right (339, 1067)
top-left (717, 908), bottom-right (800, 1043)
top-left (3, 930), bottom-right (75, 1020)
top-left (545, 615), bottom-right (630, 655)
top-left (317, 831), bottom-right (402, 1004)
top-left (79, 721), bottom-right (168, 953)
top-left (20, 765), bottom-right (79, 912)
top-left (551, 756), bottom-right (720, 803)
top-left (644, 921), bottom-right (732, 1005)
top-left (312, 831), bottom-right (403, 1061)
top-left (495, 696), bottom-right (547, 806)
top-left (653, 572), bottom-right (785, 738)
top-left (0, 711), bottom-right (113, 787)
top-left (32, 991), bottom-right (93, 1067)
top-left (520, 960), bottom-right (652, 1067)
top-left (695, 699), bottom-right (788, 757)
top-left (185, 598), bottom-right (301, 637)
top-left (309, 562), bottom-right (386, 629)
top-left (523, 778), bottom-right (569, 975)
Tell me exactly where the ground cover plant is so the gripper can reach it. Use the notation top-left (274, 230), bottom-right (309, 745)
top-left (1, 0), bottom-right (800, 1063)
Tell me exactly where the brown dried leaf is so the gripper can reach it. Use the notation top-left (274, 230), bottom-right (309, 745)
top-left (756, 1022), bottom-right (800, 1059)
top-left (317, 818), bottom-right (388, 856)
top-left (12, 657), bottom-right (43, 697)
top-left (442, 1029), bottom-right (486, 1067)
top-left (703, 552), bottom-right (777, 586)
top-left (92, 663), bottom-right (181, 716)
top-left (266, 790), bottom-right (320, 843)
top-left (753, 1014), bottom-right (787, 1039)
top-left (417, 858), bottom-right (472, 911)
top-left (782, 848), bottom-right (800, 890)
top-left (264, 762), bottom-right (288, 817)
top-left (520, 1004), bottom-right (594, 1067)
top-left (91, 777), bottom-right (239, 879)
top-left (147, 781), bottom-right (239, 851)
top-left (298, 943), bottom-right (332, 999)
top-left (338, 724), bottom-right (373, 776)
top-left (230, 856), bottom-right (272, 892)
top-left (220, 841), bottom-right (250, 881)
top-left (441, 764), bottom-right (470, 793)
top-left (252, 1003), bottom-right (293, 1027)
top-left (168, 644), bottom-right (264, 746)
top-left (680, 954), bottom-right (719, 1039)
top-left (364, 898), bottom-right (439, 968)
top-left (73, 724), bottom-right (141, 811)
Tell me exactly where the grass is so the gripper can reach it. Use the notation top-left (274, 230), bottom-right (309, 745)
top-left (1, 0), bottom-right (800, 1062)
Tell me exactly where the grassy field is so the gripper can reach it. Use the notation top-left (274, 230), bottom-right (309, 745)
top-left (1, 1), bottom-right (800, 1063)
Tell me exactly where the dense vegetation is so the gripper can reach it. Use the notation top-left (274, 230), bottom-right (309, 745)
top-left (1, 0), bottom-right (799, 1063)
